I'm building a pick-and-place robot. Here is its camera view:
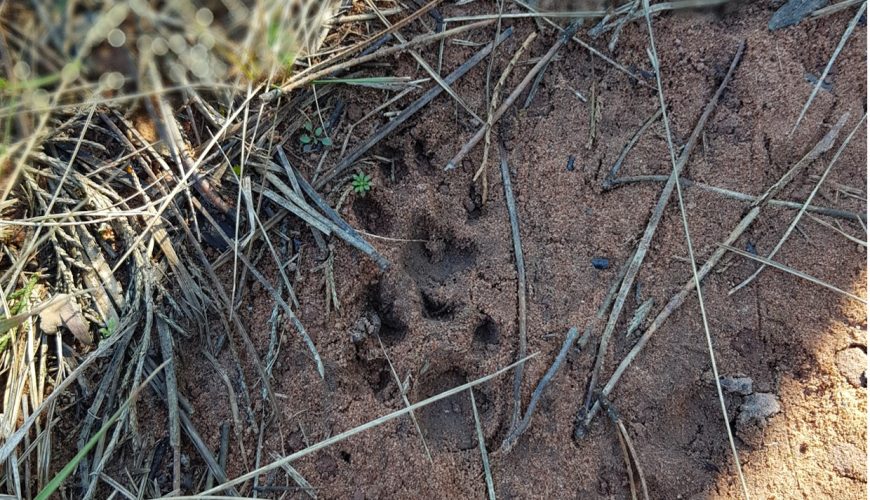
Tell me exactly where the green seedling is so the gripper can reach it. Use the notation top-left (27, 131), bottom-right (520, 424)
top-left (1, 275), bottom-right (40, 352)
top-left (351, 172), bottom-right (373, 195)
top-left (99, 317), bottom-right (118, 339)
top-left (300, 121), bottom-right (332, 150)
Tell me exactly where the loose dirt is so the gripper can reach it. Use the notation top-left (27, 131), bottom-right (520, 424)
top-left (133, 3), bottom-right (865, 498)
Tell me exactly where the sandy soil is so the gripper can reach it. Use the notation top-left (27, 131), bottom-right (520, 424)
top-left (132, 2), bottom-right (866, 498)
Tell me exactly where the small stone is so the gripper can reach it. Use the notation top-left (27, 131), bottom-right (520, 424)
top-left (720, 376), bottom-right (754, 395)
top-left (591, 257), bottom-right (610, 270)
top-left (349, 311), bottom-right (381, 344)
top-left (836, 347), bottom-right (866, 388)
top-left (566, 155), bottom-right (576, 172)
top-left (737, 393), bottom-right (781, 428)
top-left (805, 73), bottom-right (833, 92)
top-left (745, 241), bottom-right (757, 255)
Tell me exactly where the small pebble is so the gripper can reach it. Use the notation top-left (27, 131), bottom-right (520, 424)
top-left (745, 241), bottom-right (757, 255)
top-left (566, 155), bottom-right (576, 172)
top-left (737, 392), bottom-right (781, 428)
top-left (591, 257), bottom-right (609, 270)
top-left (805, 73), bottom-right (833, 92)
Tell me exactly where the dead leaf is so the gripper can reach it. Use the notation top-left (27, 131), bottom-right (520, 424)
top-left (38, 294), bottom-right (92, 344)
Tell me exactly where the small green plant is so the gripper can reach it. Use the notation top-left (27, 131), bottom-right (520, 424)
top-left (99, 317), bottom-right (118, 339)
top-left (351, 172), bottom-right (373, 195)
top-left (300, 121), bottom-right (332, 150)
top-left (0, 275), bottom-right (39, 352)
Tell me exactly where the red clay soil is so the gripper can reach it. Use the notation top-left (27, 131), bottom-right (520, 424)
top-left (141, 3), bottom-right (866, 498)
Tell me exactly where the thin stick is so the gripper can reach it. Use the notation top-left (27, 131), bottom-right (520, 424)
top-left (603, 109), bottom-right (662, 186)
top-left (469, 389), bottom-right (496, 500)
top-left (620, 423), bottom-right (649, 500)
top-left (274, 455), bottom-right (317, 499)
top-left (484, 0), bottom-right (506, 114)
top-left (498, 148), bottom-right (529, 432)
top-left (197, 354), bottom-right (538, 496)
top-left (811, 0), bottom-right (863, 19)
top-left (446, 11), bottom-right (607, 21)
top-left (195, 202), bottom-right (325, 378)
top-left (577, 115), bottom-right (852, 437)
top-left (731, 113), bottom-right (866, 294)
top-left (156, 318), bottom-right (181, 494)
top-left (511, 0), bottom-right (646, 84)
top-left (591, 0), bottom-right (729, 35)
top-left (376, 335), bottom-right (432, 462)
top-left (582, 40), bottom-right (745, 415)
top-left (600, 396), bottom-right (649, 500)
top-left (364, 0), bottom-right (483, 123)
top-left (330, 7), bottom-right (405, 24)
top-left (806, 214), bottom-right (867, 246)
top-left (613, 417), bottom-right (637, 500)
top-left (445, 22), bottom-right (581, 171)
top-left (202, 350), bottom-right (249, 466)
top-left (605, 175), bottom-right (864, 222)
top-left (285, 152), bottom-right (391, 270)
top-left (144, 359), bottom-right (238, 496)
top-left (316, 27), bottom-right (513, 188)
top-left (789, 1), bottom-right (866, 136)
top-left (264, 0), bottom-right (452, 98)
top-left (0, 324), bottom-right (132, 463)
top-left (580, 259), bottom-right (633, 349)
top-left (722, 245), bottom-right (866, 304)
top-left (501, 327), bottom-right (580, 453)
top-left (475, 32), bottom-right (537, 203)
top-left (640, 2), bottom-right (748, 493)
top-left (262, 173), bottom-right (389, 270)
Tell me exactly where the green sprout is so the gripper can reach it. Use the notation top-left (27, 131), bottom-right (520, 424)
top-left (300, 120), bottom-right (332, 149)
top-left (99, 317), bottom-right (118, 339)
top-left (351, 172), bottom-right (372, 195)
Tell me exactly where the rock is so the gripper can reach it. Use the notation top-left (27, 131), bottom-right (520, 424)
top-left (591, 257), bottom-right (609, 270)
top-left (805, 73), bottom-right (833, 92)
top-left (745, 241), bottom-right (757, 255)
top-left (769, 0), bottom-right (828, 30)
top-left (349, 311), bottom-right (381, 344)
top-left (836, 347), bottom-right (866, 388)
top-left (737, 393), bottom-right (781, 428)
top-left (831, 443), bottom-right (866, 481)
top-left (720, 376), bottom-right (754, 395)
top-left (736, 392), bottom-right (781, 447)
